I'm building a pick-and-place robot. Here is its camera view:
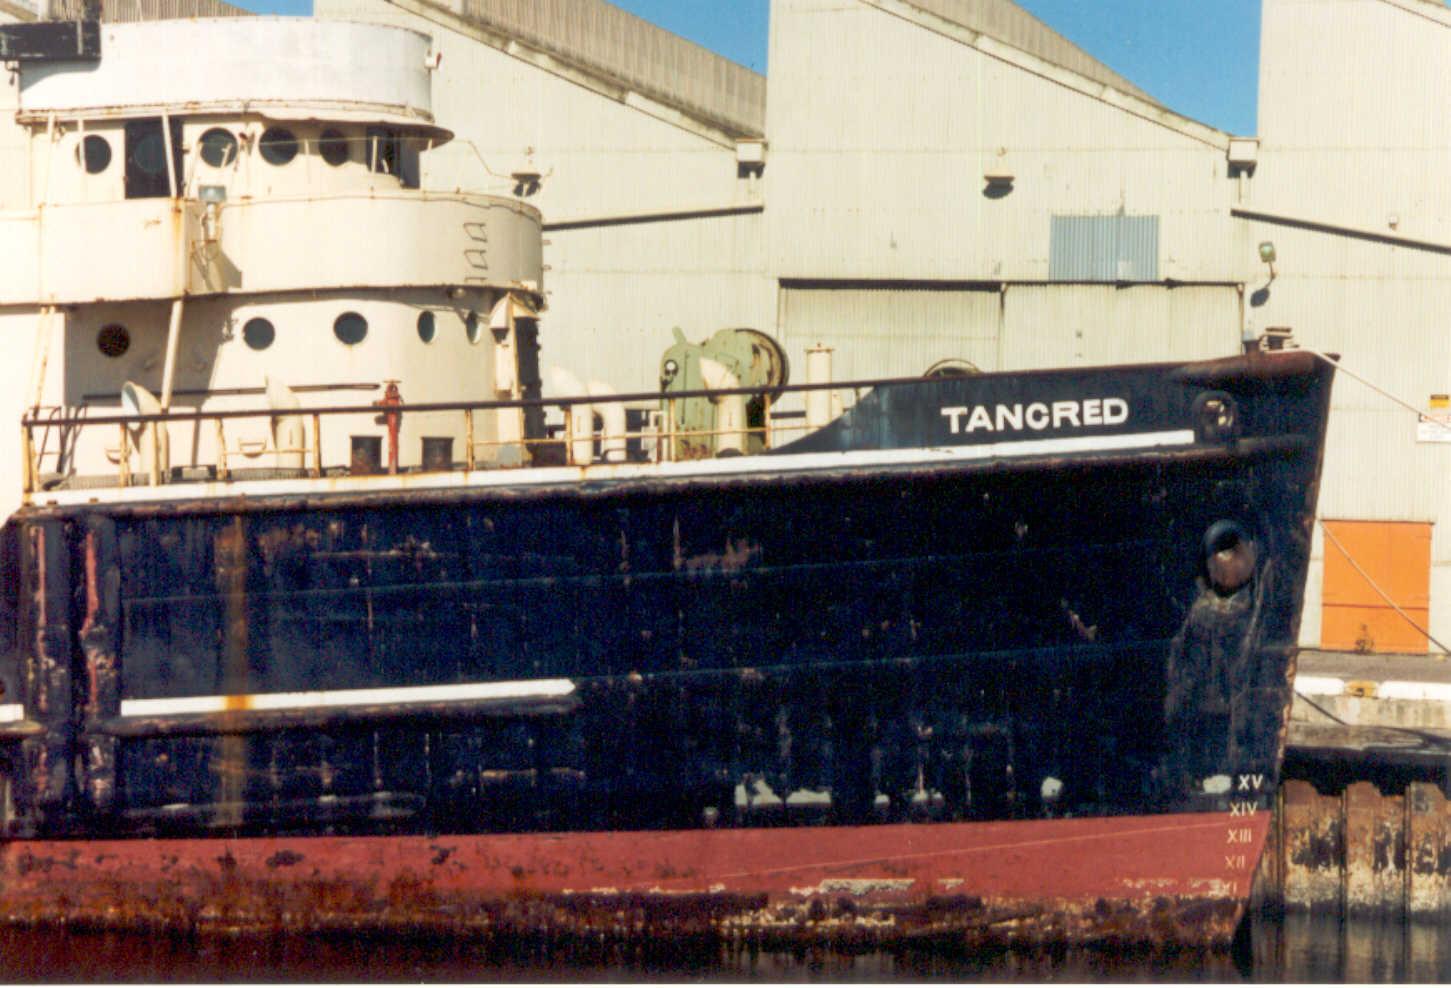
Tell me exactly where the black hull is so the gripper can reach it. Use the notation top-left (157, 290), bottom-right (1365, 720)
top-left (0, 352), bottom-right (1333, 842)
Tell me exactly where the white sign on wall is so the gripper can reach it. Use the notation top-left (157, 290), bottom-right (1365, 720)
top-left (1419, 397), bottom-right (1451, 443)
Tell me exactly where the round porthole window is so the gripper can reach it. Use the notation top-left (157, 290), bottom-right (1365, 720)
top-left (259, 127), bottom-right (299, 166)
top-left (77, 135), bottom-right (111, 174)
top-left (334, 311), bottom-right (368, 346)
top-left (465, 310), bottom-right (482, 344)
top-left (198, 128), bottom-right (238, 168)
top-left (417, 311), bottom-right (436, 343)
top-left (242, 317), bottom-right (276, 351)
top-left (97, 324), bottom-right (131, 358)
top-left (319, 129), bottom-right (350, 167)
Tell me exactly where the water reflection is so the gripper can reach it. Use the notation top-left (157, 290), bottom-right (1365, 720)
top-left (0, 913), bottom-right (1448, 982)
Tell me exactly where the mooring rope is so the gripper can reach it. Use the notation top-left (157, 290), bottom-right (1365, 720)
top-left (1306, 349), bottom-right (1430, 420)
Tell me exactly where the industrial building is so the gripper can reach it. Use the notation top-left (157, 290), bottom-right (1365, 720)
top-left (1, 0), bottom-right (1446, 655)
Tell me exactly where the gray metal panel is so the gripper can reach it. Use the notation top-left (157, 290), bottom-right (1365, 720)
top-left (1049, 215), bottom-right (1160, 282)
top-left (903, 0), bottom-right (1157, 103)
top-left (455, 0), bottom-right (765, 138)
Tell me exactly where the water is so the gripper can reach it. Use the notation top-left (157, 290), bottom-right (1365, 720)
top-left (0, 912), bottom-right (1445, 983)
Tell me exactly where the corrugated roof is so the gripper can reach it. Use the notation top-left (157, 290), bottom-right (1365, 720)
top-left (30, 0), bottom-right (245, 21)
top-left (901, 0), bottom-right (1158, 104)
top-left (453, 0), bottom-right (766, 138)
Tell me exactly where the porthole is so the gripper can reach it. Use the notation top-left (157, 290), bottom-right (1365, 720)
top-left (416, 311), bottom-right (436, 343)
top-left (198, 128), bottom-right (238, 168)
top-left (333, 311), bottom-right (368, 346)
top-left (319, 129), bottom-right (349, 167)
top-left (242, 317), bottom-right (275, 351)
top-left (97, 324), bottom-right (131, 358)
top-left (77, 135), bottom-right (111, 174)
top-left (259, 127), bottom-right (299, 166)
top-left (465, 310), bottom-right (481, 344)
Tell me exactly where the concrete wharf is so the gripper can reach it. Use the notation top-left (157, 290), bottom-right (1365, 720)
top-left (1255, 650), bottom-right (1451, 916)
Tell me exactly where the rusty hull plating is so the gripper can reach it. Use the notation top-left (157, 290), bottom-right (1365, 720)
top-left (0, 352), bottom-right (1335, 947)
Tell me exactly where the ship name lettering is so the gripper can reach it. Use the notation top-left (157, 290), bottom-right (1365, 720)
top-left (1229, 801), bottom-right (1258, 817)
top-left (939, 397), bottom-right (1129, 436)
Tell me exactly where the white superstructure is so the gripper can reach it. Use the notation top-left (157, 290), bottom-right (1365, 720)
top-left (0, 15), bottom-right (543, 519)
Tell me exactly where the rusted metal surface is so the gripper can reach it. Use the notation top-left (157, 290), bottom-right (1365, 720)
top-left (0, 811), bottom-right (1264, 947)
top-left (1256, 778), bottom-right (1451, 917)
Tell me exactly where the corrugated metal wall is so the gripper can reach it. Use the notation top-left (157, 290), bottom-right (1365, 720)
top-left (999, 284), bottom-right (1239, 368)
top-left (778, 284), bottom-right (1002, 384)
top-left (776, 282), bottom-right (1240, 383)
top-left (455, 0), bottom-right (764, 138)
top-left (765, 0), bottom-right (1236, 284)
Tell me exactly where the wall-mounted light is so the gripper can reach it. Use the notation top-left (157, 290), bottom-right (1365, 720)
top-left (199, 184), bottom-right (226, 245)
top-left (1258, 241), bottom-right (1277, 281)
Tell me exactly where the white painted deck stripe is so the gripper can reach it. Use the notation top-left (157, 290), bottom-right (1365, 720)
top-left (1294, 676), bottom-right (1346, 697)
top-left (120, 678), bottom-right (576, 719)
top-left (0, 704), bottom-right (23, 724)
top-left (37, 429), bottom-right (1198, 509)
top-left (1377, 681), bottom-right (1451, 703)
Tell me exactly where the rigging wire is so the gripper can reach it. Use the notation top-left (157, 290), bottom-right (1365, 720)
top-left (1300, 350), bottom-right (1450, 656)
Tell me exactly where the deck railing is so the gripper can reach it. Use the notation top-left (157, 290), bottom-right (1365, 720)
top-left (19, 376), bottom-right (918, 497)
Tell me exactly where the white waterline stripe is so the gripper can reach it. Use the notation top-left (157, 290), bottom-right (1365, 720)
top-left (0, 704), bottom-right (23, 724)
top-left (1294, 676), bottom-right (1346, 697)
top-left (37, 430), bottom-right (1199, 508)
top-left (120, 678), bottom-right (576, 719)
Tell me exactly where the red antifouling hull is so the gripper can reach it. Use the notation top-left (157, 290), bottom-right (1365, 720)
top-left (0, 810), bottom-right (1268, 946)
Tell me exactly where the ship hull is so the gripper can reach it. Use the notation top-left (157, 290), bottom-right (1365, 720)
top-left (0, 811), bottom-right (1269, 947)
top-left (0, 351), bottom-right (1333, 944)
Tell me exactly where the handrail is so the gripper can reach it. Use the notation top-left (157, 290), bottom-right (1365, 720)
top-left (20, 373), bottom-right (898, 495)
top-left (21, 375), bottom-right (907, 429)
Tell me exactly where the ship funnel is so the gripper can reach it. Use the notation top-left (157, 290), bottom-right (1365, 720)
top-left (266, 377), bottom-right (305, 471)
top-left (120, 381), bottom-right (170, 484)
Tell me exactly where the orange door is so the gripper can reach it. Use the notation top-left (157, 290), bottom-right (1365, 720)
top-left (1321, 520), bottom-right (1432, 653)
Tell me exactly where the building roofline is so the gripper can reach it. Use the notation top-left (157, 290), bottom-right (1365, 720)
top-left (1372, 0), bottom-right (1451, 29)
top-left (898, 0), bottom-right (1158, 104)
top-left (863, 0), bottom-right (1232, 151)
top-left (383, 0), bottom-right (765, 145)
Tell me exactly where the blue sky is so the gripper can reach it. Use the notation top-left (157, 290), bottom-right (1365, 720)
top-left (247, 0), bottom-right (1269, 135)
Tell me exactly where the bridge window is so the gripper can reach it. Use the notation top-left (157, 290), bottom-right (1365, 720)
top-left (198, 128), bottom-right (238, 168)
top-left (124, 118), bottom-right (183, 199)
top-left (465, 310), bottom-right (481, 344)
top-left (417, 311), bottom-right (436, 343)
top-left (77, 135), bottom-right (111, 174)
top-left (259, 127), bottom-right (299, 167)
